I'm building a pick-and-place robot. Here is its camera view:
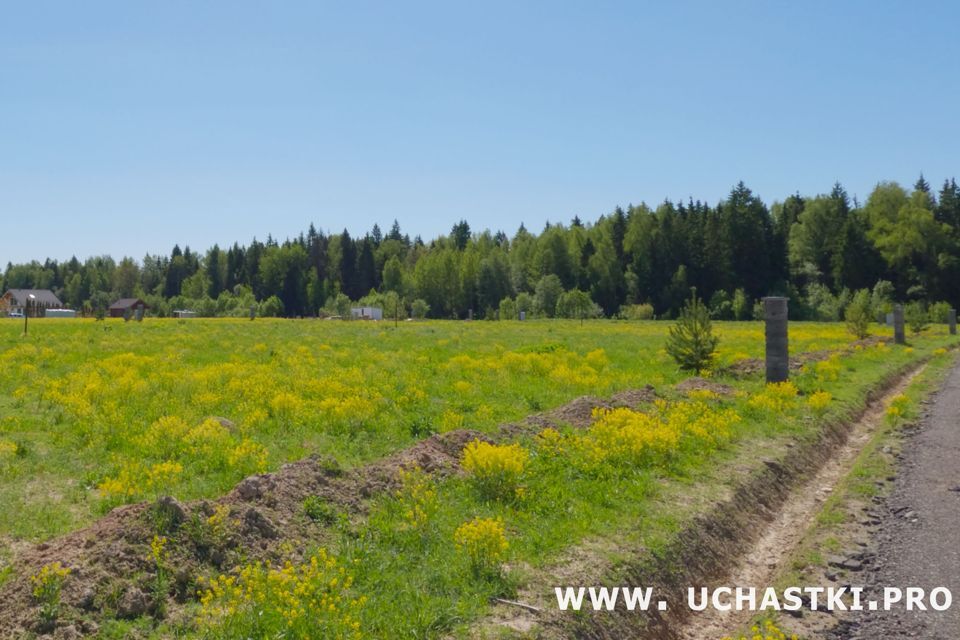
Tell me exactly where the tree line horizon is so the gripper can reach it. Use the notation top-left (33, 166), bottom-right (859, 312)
top-left (5, 176), bottom-right (959, 320)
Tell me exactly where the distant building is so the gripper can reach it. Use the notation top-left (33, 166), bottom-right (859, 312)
top-left (350, 306), bottom-right (383, 320)
top-left (0, 289), bottom-right (63, 317)
top-left (109, 298), bottom-right (149, 318)
top-left (172, 310), bottom-right (198, 318)
top-left (45, 309), bottom-right (78, 318)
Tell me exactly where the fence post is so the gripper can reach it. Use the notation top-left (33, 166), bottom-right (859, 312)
top-left (949, 308), bottom-right (957, 336)
top-left (893, 304), bottom-right (905, 345)
top-left (763, 297), bottom-right (789, 384)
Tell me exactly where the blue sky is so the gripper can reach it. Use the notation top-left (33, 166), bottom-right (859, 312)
top-left (2, 1), bottom-right (958, 264)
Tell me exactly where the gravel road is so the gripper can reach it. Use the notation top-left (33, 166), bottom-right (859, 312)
top-left (836, 362), bottom-right (960, 639)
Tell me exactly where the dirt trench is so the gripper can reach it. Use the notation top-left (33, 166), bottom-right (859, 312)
top-left (476, 357), bottom-right (935, 640)
top-left (674, 366), bottom-right (926, 639)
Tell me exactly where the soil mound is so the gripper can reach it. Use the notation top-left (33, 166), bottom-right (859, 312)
top-left (0, 388), bottom-right (661, 637)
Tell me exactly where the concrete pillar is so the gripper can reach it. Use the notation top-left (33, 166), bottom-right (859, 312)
top-left (949, 308), bottom-right (957, 335)
top-left (893, 304), bottom-right (905, 345)
top-left (764, 297), bottom-right (789, 384)
top-left (250, 305), bottom-right (257, 320)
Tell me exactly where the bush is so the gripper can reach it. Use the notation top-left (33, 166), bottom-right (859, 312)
top-left (533, 275), bottom-right (563, 318)
top-left (410, 298), bottom-right (430, 319)
top-left (844, 289), bottom-right (872, 339)
top-left (871, 280), bottom-right (895, 317)
top-left (322, 292), bottom-right (352, 318)
top-left (619, 303), bottom-right (655, 320)
top-left (394, 467), bottom-right (438, 532)
top-left (258, 295), bottom-right (284, 318)
top-left (665, 290), bottom-right (719, 373)
top-left (197, 549), bottom-right (365, 638)
top-left (303, 495), bottom-right (337, 525)
top-left (555, 289), bottom-right (600, 321)
top-left (732, 288), bottom-right (751, 320)
top-left (928, 301), bottom-right (953, 324)
top-left (905, 301), bottom-right (929, 334)
top-left (461, 440), bottom-right (528, 501)
top-left (515, 292), bottom-right (534, 317)
top-left (708, 290), bottom-right (733, 320)
top-left (499, 297), bottom-right (516, 321)
top-left (454, 517), bottom-right (508, 576)
top-left (30, 562), bottom-right (71, 626)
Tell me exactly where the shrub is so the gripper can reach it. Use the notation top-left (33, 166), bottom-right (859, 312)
top-left (185, 504), bottom-right (234, 555)
top-left (303, 495), bottom-right (338, 525)
top-left (149, 535), bottom-right (169, 618)
top-left (454, 517), bottom-right (508, 575)
top-left (904, 301), bottom-right (928, 334)
top-left (498, 297), bottom-right (516, 321)
top-left (461, 440), bottom-right (528, 501)
top-left (928, 301), bottom-right (953, 324)
top-left (708, 290), bottom-right (733, 320)
top-left (886, 393), bottom-right (910, 423)
top-left (515, 292), bottom-right (534, 317)
top-left (30, 562), bottom-right (71, 626)
top-left (748, 381), bottom-right (800, 413)
top-left (619, 303), bottom-right (655, 320)
top-left (577, 402), bottom-right (740, 470)
top-left (807, 391), bottom-right (832, 414)
top-left (258, 295), bottom-right (284, 318)
top-left (556, 289), bottom-right (600, 322)
top-left (534, 275), bottom-right (563, 318)
top-left (665, 290), bottom-right (719, 373)
top-left (197, 550), bottom-right (365, 639)
top-left (844, 289), bottom-right (872, 339)
top-left (323, 292), bottom-right (352, 317)
top-left (732, 288), bottom-right (751, 320)
top-left (410, 298), bottom-right (430, 320)
top-left (814, 354), bottom-right (841, 383)
top-left (395, 466), bottom-right (438, 532)
top-left (871, 280), bottom-right (895, 317)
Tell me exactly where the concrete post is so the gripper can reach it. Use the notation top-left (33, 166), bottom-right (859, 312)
top-left (763, 297), bottom-right (789, 384)
top-left (893, 304), bottom-right (905, 345)
top-left (250, 305), bottom-right (256, 320)
top-left (949, 308), bottom-right (957, 336)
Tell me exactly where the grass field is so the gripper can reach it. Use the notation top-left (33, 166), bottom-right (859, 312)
top-left (0, 318), bottom-right (855, 543)
top-left (0, 318), bottom-right (955, 638)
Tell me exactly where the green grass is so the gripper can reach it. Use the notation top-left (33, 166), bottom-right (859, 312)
top-left (0, 318), bottom-right (956, 639)
top-left (0, 318), bottom-right (860, 544)
top-left (190, 329), bottom-right (954, 638)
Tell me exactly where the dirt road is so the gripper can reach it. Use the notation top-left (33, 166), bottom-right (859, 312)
top-left (835, 362), bottom-right (960, 639)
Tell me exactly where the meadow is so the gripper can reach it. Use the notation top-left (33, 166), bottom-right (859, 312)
top-left (0, 318), bottom-right (853, 544)
top-left (0, 317), bottom-right (955, 639)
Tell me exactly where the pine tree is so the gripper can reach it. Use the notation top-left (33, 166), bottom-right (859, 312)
top-left (665, 289), bottom-right (719, 373)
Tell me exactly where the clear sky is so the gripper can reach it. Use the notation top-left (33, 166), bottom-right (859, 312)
top-left (2, 1), bottom-right (958, 264)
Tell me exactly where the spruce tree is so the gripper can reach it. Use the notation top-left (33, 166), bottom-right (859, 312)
top-left (665, 289), bottom-right (719, 373)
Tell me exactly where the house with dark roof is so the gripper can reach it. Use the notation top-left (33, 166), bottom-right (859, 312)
top-left (109, 298), bottom-right (149, 319)
top-left (0, 289), bottom-right (63, 317)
